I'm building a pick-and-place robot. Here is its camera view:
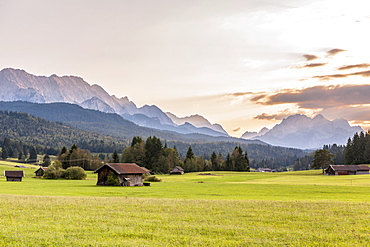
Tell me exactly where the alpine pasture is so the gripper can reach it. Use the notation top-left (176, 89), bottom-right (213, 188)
top-left (1, 161), bottom-right (370, 246)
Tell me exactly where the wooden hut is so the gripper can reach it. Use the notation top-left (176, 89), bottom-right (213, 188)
top-left (34, 167), bottom-right (48, 177)
top-left (4, 170), bottom-right (25, 181)
top-left (94, 163), bottom-right (149, 186)
top-left (325, 165), bottom-right (369, 175)
top-left (170, 166), bottom-right (184, 175)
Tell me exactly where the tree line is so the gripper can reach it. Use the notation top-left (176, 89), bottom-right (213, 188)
top-left (120, 136), bottom-right (250, 173)
top-left (344, 131), bottom-right (370, 165)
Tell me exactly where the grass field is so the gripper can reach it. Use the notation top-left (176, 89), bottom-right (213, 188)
top-left (1, 161), bottom-right (370, 246)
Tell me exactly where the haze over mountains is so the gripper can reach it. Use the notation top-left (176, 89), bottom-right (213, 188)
top-left (0, 68), bottom-right (362, 149)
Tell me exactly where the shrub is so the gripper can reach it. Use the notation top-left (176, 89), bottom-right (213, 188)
top-left (144, 175), bottom-right (162, 182)
top-left (64, 166), bottom-right (87, 180)
top-left (43, 161), bottom-right (65, 179)
top-left (106, 172), bottom-right (120, 186)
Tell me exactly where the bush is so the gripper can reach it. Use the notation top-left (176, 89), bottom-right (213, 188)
top-left (144, 175), bottom-right (162, 182)
top-left (64, 166), bottom-right (87, 180)
top-left (106, 172), bottom-right (120, 186)
top-left (43, 161), bottom-right (65, 179)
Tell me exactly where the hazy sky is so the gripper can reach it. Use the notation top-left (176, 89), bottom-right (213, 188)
top-left (1, 0), bottom-right (370, 136)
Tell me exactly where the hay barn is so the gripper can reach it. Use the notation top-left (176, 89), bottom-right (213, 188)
top-left (170, 166), bottom-right (184, 175)
top-left (4, 170), bottom-right (24, 181)
top-left (325, 165), bottom-right (369, 175)
top-left (95, 163), bottom-right (149, 186)
top-left (34, 167), bottom-right (48, 177)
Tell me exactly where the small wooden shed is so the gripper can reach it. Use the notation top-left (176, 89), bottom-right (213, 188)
top-left (170, 166), bottom-right (184, 175)
top-left (34, 167), bottom-right (48, 177)
top-left (4, 170), bottom-right (25, 181)
top-left (94, 163), bottom-right (149, 186)
top-left (325, 165), bottom-right (369, 175)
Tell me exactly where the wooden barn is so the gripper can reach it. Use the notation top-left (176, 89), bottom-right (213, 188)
top-left (170, 166), bottom-right (184, 175)
top-left (325, 165), bottom-right (369, 175)
top-left (34, 167), bottom-right (48, 177)
top-left (94, 163), bottom-right (149, 186)
top-left (4, 170), bottom-right (25, 181)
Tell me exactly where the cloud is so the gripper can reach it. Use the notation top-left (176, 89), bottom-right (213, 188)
top-left (303, 54), bottom-right (319, 61)
top-left (233, 127), bottom-right (241, 132)
top-left (254, 108), bottom-right (315, 121)
top-left (327, 48), bottom-right (346, 56)
top-left (337, 63), bottom-right (370, 70)
top-left (300, 63), bottom-right (327, 68)
top-left (250, 84), bottom-right (370, 109)
top-left (313, 70), bottom-right (370, 81)
top-left (227, 92), bottom-right (254, 97)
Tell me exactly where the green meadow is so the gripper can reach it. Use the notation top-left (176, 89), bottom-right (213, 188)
top-left (1, 161), bottom-right (370, 246)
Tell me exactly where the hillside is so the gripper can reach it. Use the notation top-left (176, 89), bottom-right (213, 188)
top-left (0, 110), bottom-right (129, 153)
top-left (0, 101), bottom-right (264, 145)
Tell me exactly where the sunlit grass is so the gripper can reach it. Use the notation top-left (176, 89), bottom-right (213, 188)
top-left (1, 162), bottom-right (370, 246)
top-left (0, 195), bottom-right (369, 246)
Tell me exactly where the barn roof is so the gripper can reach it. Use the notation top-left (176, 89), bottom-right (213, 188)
top-left (94, 163), bottom-right (149, 175)
top-left (4, 170), bottom-right (24, 177)
top-left (329, 165), bottom-right (369, 171)
top-left (34, 167), bottom-right (48, 173)
top-left (172, 166), bottom-right (184, 171)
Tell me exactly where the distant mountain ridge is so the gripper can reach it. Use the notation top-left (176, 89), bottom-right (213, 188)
top-left (0, 68), bottom-right (227, 137)
top-left (0, 101), bottom-right (265, 146)
top-left (242, 114), bottom-right (363, 149)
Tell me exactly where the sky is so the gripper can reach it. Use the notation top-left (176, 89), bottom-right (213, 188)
top-left (1, 0), bottom-right (370, 137)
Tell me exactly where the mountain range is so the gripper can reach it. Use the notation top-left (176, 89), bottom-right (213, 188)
top-left (0, 68), bottom-right (363, 149)
top-left (0, 68), bottom-right (227, 137)
top-left (242, 114), bottom-right (362, 149)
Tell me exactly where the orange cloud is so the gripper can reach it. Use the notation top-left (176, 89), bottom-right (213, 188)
top-left (254, 109), bottom-right (315, 121)
top-left (313, 70), bottom-right (370, 81)
top-left (327, 48), bottom-right (346, 56)
top-left (303, 54), bottom-right (319, 61)
top-left (337, 63), bottom-right (370, 70)
top-left (300, 63), bottom-right (327, 68)
top-left (250, 84), bottom-right (370, 109)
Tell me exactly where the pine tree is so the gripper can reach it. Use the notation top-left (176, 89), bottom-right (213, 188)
top-left (186, 146), bottom-right (194, 160)
top-left (29, 146), bottom-right (38, 163)
top-left (1, 148), bottom-right (8, 160)
top-left (311, 149), bottom-right (334, 173)
top-left (112, 150), bottom-right (119, 163)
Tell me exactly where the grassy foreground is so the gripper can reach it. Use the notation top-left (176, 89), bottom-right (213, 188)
top-left (1, 162), bottom-right (370, 246)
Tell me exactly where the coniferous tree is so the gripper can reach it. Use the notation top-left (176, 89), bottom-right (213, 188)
top-left (112, 150), bottom-right (119, 163)
top-left (29, 146), bottom-right (38, 163)
top-left (186, 146), bottom-right (194, 160)
top-left (1, 148), bottom-right (8, 160)
top-left (144, 136), bottom-right (163, 172)
top-left (311, 149), bottom-right (334, 173)
top-left (42, 154), bottom-right (51, 167)
top-left (224, 153), bottom-right (232, 171)
top-left (344, 138), bottom-right (354, 165)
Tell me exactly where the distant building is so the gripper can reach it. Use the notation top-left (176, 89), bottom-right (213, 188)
top-left (170, 166), bottom-right (184, 175)
top-left (34, 167), bottom-right (48, 177)
top-left (257, 168), bottom-right (271, 172)
top-left (325, 165), bottom-right (369, 175)
top-left (4, 170), bottom-right (24, 181)
top-left (94, 163), bottom-right (149, 186)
